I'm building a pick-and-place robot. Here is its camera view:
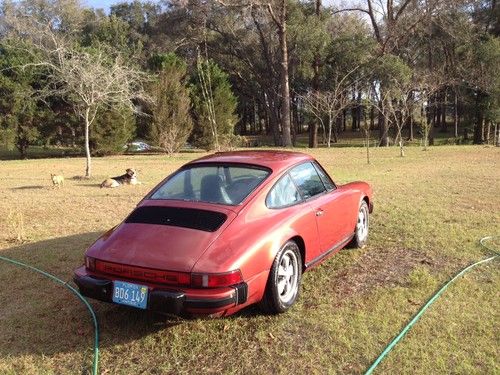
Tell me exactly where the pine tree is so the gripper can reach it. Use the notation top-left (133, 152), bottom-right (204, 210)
top-left (90, 107), bottom-right (136, 156)
top-left (191, 59), bottom-right (238, 150)
top-left (149, 53), bottom-right (193, 155)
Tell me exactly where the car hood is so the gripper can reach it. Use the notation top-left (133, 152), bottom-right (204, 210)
top-left (86, 201), bottom-right (237, 272)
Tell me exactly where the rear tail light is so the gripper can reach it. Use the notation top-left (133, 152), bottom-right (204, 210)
top-left (85, 256), bottom-right (96, 271)
top-left (191, 270), bottom-right (243, 288)
top-left (87, 257), bottom-right (242, 289)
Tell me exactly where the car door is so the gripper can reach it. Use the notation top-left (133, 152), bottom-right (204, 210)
top-left (289, 162), bottom-right (351, 254)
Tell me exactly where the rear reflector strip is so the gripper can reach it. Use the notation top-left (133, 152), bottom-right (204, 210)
top-left (95, 260), bottom-right (190, 286)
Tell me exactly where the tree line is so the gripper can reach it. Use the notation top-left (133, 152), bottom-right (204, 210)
top-left (0, 0), bottom-right (498, 173)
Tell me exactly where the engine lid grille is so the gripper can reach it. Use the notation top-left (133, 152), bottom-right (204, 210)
top-left (125, 206), bottom-right (227, 232)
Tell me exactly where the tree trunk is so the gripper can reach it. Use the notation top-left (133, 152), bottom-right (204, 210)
top-left (486, 120), bottom-right (491, 144)
top-left (427, 95), bottom-right (435, 146)
top-left (473, 92), bottom-right (484, 144)
top-left (495, 122), bottom-right (499, 146)
top-left (309, 122), bottom-right (318, 148)
top-left (308, 0), bottom-right (321, 148)
top-left (378, 104), bottom-right (389, 146)
top-left (84, 107), bottom-right (92, 178)
top-left (264, 92), bottom-right (280, 145)
top-left (327, 115), bottom-right (337, 146)
top-left (356, 90), bottom-right (362, 130)
top-left (409, 116), bottom-right (414, 141)
top-left (351, 90), bottom-right (357, 131)
top-left (440, 90), bottom-right (447, 133)
top-left (366, 132), bottom-right (370, 164)
top-left (428, 114), bottom-right (435, 146)
top-left (277, 1), bottom-right (292, 147)
top-left (454, 90), bottom-right (459, 138)
top-left (336, 115), bottom-right (342, 138)
top-left (17, 139), bottom-right (28, 160)
top-left (370, 106), bottom-right (375, 130)
top-left (435, 93), bottom-right (442, 131)
top-left (270, 108), bottom-right (280, 146)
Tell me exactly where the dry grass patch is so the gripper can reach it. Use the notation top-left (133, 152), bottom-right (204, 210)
top-left (0, 146), bottom-right (498, 374)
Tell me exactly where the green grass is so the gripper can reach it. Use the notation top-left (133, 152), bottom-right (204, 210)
top-left (0, 146), bottom-right (498, 374)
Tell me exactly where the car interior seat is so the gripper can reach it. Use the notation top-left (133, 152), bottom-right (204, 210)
top-left (200, 175), bottom-right (231, 204)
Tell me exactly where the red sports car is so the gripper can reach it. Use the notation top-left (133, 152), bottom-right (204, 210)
top-left (74, 151), bottom-right (372, 316)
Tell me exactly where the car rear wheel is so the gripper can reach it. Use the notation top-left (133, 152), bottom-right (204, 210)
top-left (348, 201), bottom-right (369, 249)
top-left (259, 241), bottom-right (302, 314)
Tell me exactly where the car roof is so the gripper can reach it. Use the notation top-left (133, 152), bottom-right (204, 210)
top-left (187, 150), bottom-right (314, 173)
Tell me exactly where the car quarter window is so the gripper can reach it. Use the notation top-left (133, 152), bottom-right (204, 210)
top-left (313, 162), bottom-right (335, 191)
top-left (266, 174), bottom-right (301, 208)
top-left (289, 162), bottom-right (326, 199)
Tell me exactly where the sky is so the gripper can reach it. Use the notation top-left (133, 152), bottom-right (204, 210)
top-left (84, 0), bottom-right (345, 11)
top-left (83, 0), bottom-right (122, 10)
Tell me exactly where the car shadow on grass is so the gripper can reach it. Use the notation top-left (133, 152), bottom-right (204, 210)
top-left (0, 232), bottom-right (182, 364)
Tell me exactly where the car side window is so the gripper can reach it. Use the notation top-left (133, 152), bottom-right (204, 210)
top-left (266, 174), bottom-right (301, 208)
top-left (289, 162), bottom-right (326, 199)
top-left (313, 162), bottom-right (335, 191)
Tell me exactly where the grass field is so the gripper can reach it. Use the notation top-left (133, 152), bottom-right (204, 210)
top-left (0, 146), bottom-right (498, 374)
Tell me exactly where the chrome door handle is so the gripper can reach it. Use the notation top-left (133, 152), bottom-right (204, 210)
top-left (315, 209), bottom-right (324, 217)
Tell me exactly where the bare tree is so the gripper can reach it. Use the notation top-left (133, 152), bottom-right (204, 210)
top-left (411, 78), bottom-right (443, 151)
top-left (3, 1), bottom-right (149, 177)
top-left (369, 82), bottom-right (414, 157)
top-left (300, 89), bottom-right (351, 147)
top-left (300, 66), bottom-right (360, 146)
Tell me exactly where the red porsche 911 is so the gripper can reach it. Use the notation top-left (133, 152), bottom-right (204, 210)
top-left (74, 151), bottom-right (373, 317)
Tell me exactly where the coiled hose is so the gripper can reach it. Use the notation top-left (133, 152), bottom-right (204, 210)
top-left (364, 236), bottom-right (499, 375)
top-left (0, 255), bottom-right (99, 375)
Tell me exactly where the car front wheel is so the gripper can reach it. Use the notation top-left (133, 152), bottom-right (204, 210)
top-left (259, 241), bottom-right (302, 314)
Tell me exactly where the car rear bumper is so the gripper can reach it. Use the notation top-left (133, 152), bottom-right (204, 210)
top-left (73, 267), bottom-right (248, 316)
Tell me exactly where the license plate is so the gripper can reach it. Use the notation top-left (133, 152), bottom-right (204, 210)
top-left (112, 281), bottom-right (148, 309)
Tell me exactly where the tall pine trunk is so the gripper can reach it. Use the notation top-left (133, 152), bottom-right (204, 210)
top-left (308, 0), bottom-right (321, 148)
top-left (277, 0), bottom-right (292, 147)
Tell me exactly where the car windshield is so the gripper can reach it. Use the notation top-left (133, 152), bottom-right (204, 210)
top-left (150, 164), bottom-right (271, 205)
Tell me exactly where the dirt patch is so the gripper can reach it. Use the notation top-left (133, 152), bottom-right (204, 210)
top-left (331, 247), bottom-right (444, 302)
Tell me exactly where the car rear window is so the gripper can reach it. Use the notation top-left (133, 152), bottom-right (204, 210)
top-left (150, 164), bottom-right (270, 205)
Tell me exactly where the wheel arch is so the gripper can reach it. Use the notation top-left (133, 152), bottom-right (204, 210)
top-left (289, 235), bottom-right (306, 273)
top-left (362, 195), bottom-right (373, 213)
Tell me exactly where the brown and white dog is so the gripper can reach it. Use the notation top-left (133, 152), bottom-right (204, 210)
top-left (100, 168), bottom-right (139, 188)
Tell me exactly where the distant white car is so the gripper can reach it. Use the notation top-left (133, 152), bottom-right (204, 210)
top-left (124, 141), bottom-right (151, 152)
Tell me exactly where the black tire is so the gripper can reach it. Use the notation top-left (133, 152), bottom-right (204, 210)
top-left (259, 241), bottom-right (302, 314)
top-left (348, 201), bottom-right (369, 249)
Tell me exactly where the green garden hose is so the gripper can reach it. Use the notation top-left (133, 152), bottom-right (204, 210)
top-left (0, 255), bottom-right (99, 375)
top-left (364, 236), bottom-right (499, 375)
